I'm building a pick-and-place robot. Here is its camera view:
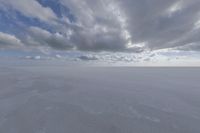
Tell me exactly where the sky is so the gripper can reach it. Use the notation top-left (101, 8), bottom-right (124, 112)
top-left (0, 0), bottom-right (200, 66)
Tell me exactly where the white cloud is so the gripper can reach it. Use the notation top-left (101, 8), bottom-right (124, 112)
top-left (0, 32), bottom-right (24, 48)
top-left (167, 1), bottom-right (183, 16)
top-left (0, 0), bottom-right (58, 24)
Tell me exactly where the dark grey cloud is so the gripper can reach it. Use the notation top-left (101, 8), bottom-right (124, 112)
top-left (70, 29), bottom-right (127, 52)
top-left (54, 0), bottom-right (200, 52)
top-left (117, 0), bottom-right (200, 50)
top-left (24, 26), bottom-right (74, 50)
top-left (78, 55), bottom-right (98, 61)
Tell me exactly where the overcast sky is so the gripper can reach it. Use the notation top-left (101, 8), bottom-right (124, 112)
top-left (0, 0), bottom-right (200, 65)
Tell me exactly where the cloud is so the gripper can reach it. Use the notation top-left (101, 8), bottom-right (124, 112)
top-left (0, 32), bottom-right (23, 49)
top-left (0, 0), bottom-right (200, 53)
top-left (177, 43), bottom-right (200, 51)
top-left (24, 26), bottom-right (74, 50)
top-left (59, 0), bottom-right (141, 52)
top-left (117, 0), bottom-right (200, 50)
top-left (0, 0), bottom-right (58, 24)
top-left (78, 55), bottom-right (98, 61)
top-left (58, 0), bottom-right (200, 52)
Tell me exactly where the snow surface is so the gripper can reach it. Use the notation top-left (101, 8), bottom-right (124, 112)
top-left (0, 66), bottom-right (200, 133)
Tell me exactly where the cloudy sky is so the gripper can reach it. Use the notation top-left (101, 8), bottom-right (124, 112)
top-left (0, 0), bottom-right (200, 65)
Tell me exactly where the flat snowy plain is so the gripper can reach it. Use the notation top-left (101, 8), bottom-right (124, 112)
top-left (0, 63), bottom-right (200, 132)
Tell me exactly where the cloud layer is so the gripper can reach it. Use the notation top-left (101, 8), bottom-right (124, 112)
top-left (0, 0), bottom-right (200, 53)
top-left (0, 32), bottom-right (23, 49)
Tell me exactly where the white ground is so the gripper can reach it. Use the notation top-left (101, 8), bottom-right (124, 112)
top-left (0, 65), bottom-right (200, 133)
